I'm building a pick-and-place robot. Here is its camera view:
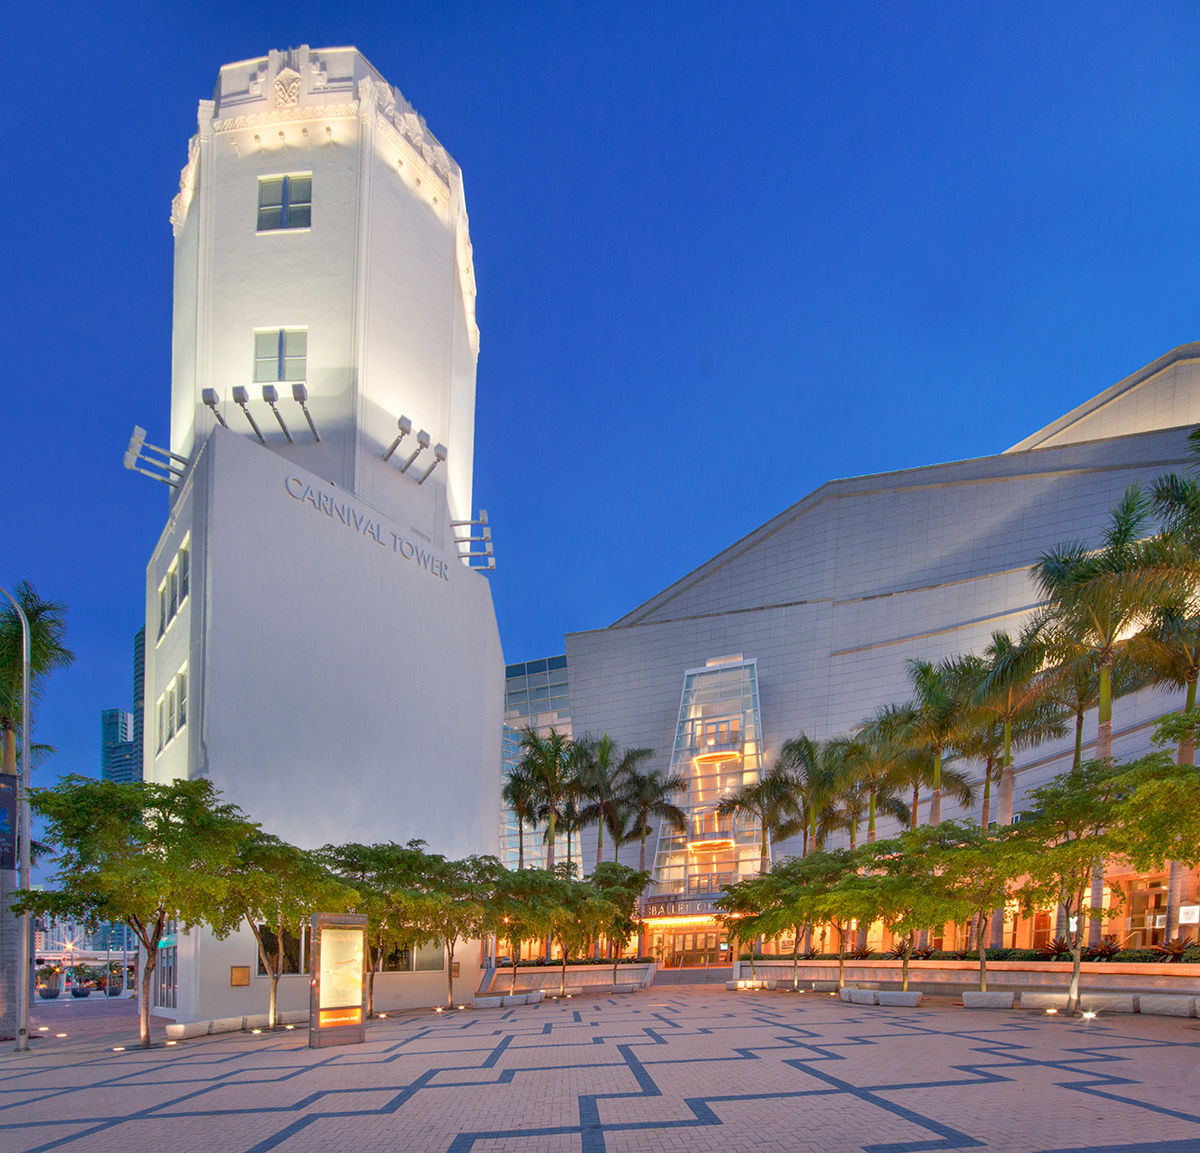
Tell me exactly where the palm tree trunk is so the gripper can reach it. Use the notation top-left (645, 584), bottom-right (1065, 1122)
top-left (928, 749), bottom-right (942, 826)
top-left (517, 822), bottom-right (525, 871)
top-left (1166, 677), bottom-right (1197, 938)
top-left (639, 819), bottom-right (648, 873)
top-left (1096, 657), bottom-right (1113, 762)
top-left (980, 764), bottom-right (992, 829)
top-left (910, 783), bottom-right (920, 830)
top-left (760, 821), bottom-right (770, 874)
top-left (867, 789), bottom-right (877, 844)
top-left (1072, 708), bottom-right (1085, 771)
top-left (596, 806), bottom-right (604, 871)
top-left (545, 813), bottom-right (556, 872)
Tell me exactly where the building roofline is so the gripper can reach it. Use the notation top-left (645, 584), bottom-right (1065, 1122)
top-left (1005, 341), bottom-right (1200, 453)
top-left (577, 421), bottom-right (1192, 635)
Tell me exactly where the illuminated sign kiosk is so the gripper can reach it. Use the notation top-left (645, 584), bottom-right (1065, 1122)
top-left (309, 912), bottom-right (368, 1049)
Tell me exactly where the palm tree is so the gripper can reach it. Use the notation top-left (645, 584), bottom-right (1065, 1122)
top-left (897, 657), bottom-right (978, 825)
top-left (973, 626), bottom-right (1060, 826)
top-left (893, 745), bottom-right (975, 830)
top-left (517, 726), bottom-right (573, 873)
top-left (623, 766), bottom-right (686, 873)
top-left (825, 728), bottom-right (910, 844)
top-left (775, 735), bottom-right (839, 854)
top-left (1033, 484), bottom-right (1190, 761)
top-left (575, 735), bottom-right (653, 869)
top-left (500, 762), bottom-right (538, 869)
top-left (0, 581), bottom-right (74, 774)
top-left (715, 764), bottom-right (803, 873)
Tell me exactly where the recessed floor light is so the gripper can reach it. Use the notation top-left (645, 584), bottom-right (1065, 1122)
top-left (112, 1047), bottom-right (125, 1052)
top-left (56, 1033), bottom-right (66, 1037)
top-left (166, 1040), bottom-right (177, 1046)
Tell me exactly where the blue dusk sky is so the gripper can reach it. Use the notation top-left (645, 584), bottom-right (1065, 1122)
top-left (5, 2), bottom-right (1200, 785)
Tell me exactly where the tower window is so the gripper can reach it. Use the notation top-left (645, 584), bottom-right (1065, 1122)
top-left (255, 329), bottom-right (307, 383)
top-left (257, 175), bottom-right (312, 231)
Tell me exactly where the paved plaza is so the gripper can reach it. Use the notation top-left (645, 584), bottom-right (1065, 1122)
top-left (2, 987), bottom-right (1199, 1152)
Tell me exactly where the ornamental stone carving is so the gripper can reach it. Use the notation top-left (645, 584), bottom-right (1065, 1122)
top-left (273, 67), bottom-right (301, 108)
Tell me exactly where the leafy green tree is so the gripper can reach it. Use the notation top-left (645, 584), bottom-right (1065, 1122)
top-left (590, 862), bottom-right (650, 981)
top-left (544, 870), bottom-right (616, 996)
top-left (716, 763), bottom-right (804, 872)
top-left (16, 777), bottom-right (251, 1047)
top-left (0, 581), bottom-right (74, 774)
top-left (218, 833), bottom-right (353, 1028)
top-left (320, 840), bottom-right (434, 1017)
top-left (1009, 761), bottom-right (1124, 1013)
top-left (417, 855), bottom-right (497, 1009)
top-left (490, 867), bottom-right (561, 993)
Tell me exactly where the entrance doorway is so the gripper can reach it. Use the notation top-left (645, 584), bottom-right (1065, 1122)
top-left (657, 929), bottom-right (727, 968)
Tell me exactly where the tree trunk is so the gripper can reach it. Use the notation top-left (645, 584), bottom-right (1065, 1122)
top-left (447, 939), bottom-right (456, 1009)
top-left (980, 765), bottom-right (992, 829)
top-left (545, 813), bottom-right (556, 873)
top-left (792, 933), bottom-right (800, 992)
top-left (639, 823), bottom-right (648, 874)
top-left (1067, 931), bottom-right (1082, 1016)
top-left (596, 809), bottom-right (604, 871)
top-left (1167, 678), bottom-right (1197, 936)
top-left (928, 750), bottom-right (942, 827)
top-left (1096, 658), bottom-right (1113, 762)
top-left (559, 939), bottom-right (567, 996)
top-left (901, 932), bottom-right (912, 992)
top-left (867, 790), bottom-right (877, 844)
top-left (517, 822), bottom-right (524, 871)
top-left (836, 925), bottom-right (846, 990)
top-left (910, 784), bottom-right (920, 830)
top-left (138, 942), bottom-right (158, 1049)
top-left (978, 914), bottom-right (989, 992)
top-left (1072, 708), bottom-right (1085, 772)
top-left (1088, 864), bottom-right (1105, 947)
top-left (510, 939), bottom-right (519, 994)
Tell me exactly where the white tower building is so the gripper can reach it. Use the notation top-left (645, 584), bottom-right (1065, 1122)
top-left (138, 47), bottom-right (503, 1021)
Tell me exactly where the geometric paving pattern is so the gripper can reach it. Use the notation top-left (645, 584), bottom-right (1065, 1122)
top-left (3, 987), bottom-right (1200, 1153)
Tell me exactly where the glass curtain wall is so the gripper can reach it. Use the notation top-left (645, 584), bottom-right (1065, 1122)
top-left (499, 656), bottom-right (570, 871)
top-left (651, 657), bottom-right (764, 897)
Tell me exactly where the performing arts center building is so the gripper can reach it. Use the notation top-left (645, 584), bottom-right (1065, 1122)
top-left (558, 348), bottom-right (1200, 967)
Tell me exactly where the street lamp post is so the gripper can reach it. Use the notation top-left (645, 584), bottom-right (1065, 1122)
top-left (0, 586), bottom-right (32, 1052)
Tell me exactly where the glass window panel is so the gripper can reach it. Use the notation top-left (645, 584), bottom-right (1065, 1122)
top-left (259, 178), bottom-right (285, 207)
top-left (283, 330), bottom-right (307, 356)
top-left (177, 671), bottom-right (187, 729)
top-left (287, 176), bottom-right (311, 204)
top-left (168, 568), bottom-right (178, 618)
top-left (286, 204), bottom-right (311, 228)
top-left (255, 360), bottom-right (279, 383)
top-left (256, 331), bottom-right (279, 358)
top-left (257, 206), bottom-right (284, 231)
top-left (178, 546), bottom-right (189, 601)
top-left (283, 357), bottom-right (306, 381)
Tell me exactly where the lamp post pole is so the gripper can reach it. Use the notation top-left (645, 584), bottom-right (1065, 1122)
top-left (0, 586), bottom-right (32, 1052)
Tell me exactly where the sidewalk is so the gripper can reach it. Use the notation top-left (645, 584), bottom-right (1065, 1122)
top-left (25, 995), bottom-right (174, 1053)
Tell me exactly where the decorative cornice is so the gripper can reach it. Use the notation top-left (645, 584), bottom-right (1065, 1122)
top-left (211, 102), bottom-right (358, 132)
top-left (375, 113), bottom-right (450, 198)
top-left (170, 133), bottom-right (201, 237)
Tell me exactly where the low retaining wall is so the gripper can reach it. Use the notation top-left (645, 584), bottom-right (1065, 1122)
top-left (733, 959), bottom-right (1200, 996)
top-left (482, 963), bottom-right (656, 994)
top-left (165, 1009), bottom-right (308, 1040)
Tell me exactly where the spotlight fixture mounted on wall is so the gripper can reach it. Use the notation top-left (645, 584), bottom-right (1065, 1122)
top-left (123, 426), bottom-right (189, 488)
top-left (416, 443), bottom-right (448, 485)
top-left (261, 385), bottom-right (293, 443)
top-left (398, 429), bottom-right (431, 473)
top-left (292, 384), bottom-right (320, 442)
top-left (451, 510), bottom-right (496, 572)
top-left (231, 386), bottom-right (266, 444)
top-left (383, 416), bottom-right (413, 462)
top-left (201, 388), bottom-right (227, 427)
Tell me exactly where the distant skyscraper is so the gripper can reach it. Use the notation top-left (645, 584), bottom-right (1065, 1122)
top-left (131, 627), bottom-right (145, 783)
top-left (100, 709), bottom-right (135, 783)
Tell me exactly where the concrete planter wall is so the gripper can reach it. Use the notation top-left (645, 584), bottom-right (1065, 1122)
top-left (481, 963), bottom-right (656, 993)
top-left (734, 959), bottom-right (1200, 995)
